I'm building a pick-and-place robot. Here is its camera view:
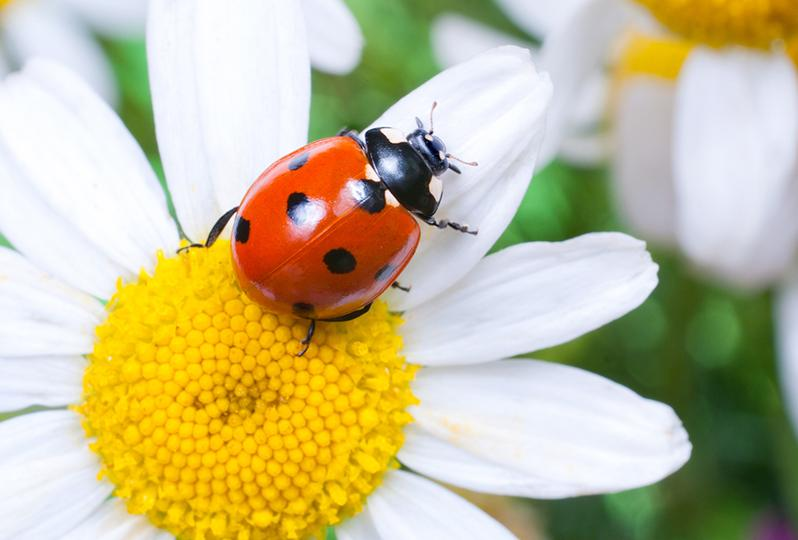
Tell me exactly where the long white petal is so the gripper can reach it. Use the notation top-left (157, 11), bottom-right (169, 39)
top-left (148, 0), bottom-right (310, 241)
top-left (365, 470), bottom-right (515, 540)
top-left (0, 357), bottom-right (84, 410)
top-left (674, 48), bottom-right (798, 289)
top-left (401, 232), bottom-right (657, 366)
top-left (3, 0), bottom-right (117, 104)
top-left (336, 506), bottom-right (383, 540)
top-left (63, 498), bottom-right (172, 540)
top-left (539, 0), bottom-right (631, 166)
top-left (0, 411), bottom-right (111, 539)
top-left (301, 0), bottom-right (363, 75)
top-left (431, 13), bottom-right (534, 68)
top-left (776, 271), bottom-right (798, 438)
top-left (52, 0), bottom-right (148, 37)
top-left (0, 60), bottom-right (179, 299)
top-left (369, 46), bottom-right (552, 310)
top-left (0, 246), bottom-right (103, 358)
top-left (400, 360), bottom-right (691, 498)
top-left (494, 0), bottom-right (590, 38)
top-left (612, 77), bottom-right (678, 246)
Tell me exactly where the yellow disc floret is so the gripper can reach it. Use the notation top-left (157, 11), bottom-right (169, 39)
top-left (77, 241), bottom-right (418, 540)
top-left (633, 0), bottom-right (798, 49)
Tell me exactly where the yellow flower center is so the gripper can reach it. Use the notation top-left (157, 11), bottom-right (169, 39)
top-left (633, 0), bottom-right (798, 49)
top-left (77, 241), bottom-right (418, 540)
top-left (616, 33), bottom-right (693, 81)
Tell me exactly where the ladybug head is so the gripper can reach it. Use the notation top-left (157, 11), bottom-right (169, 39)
top-left (406, 102), bottom-right (477, 177)
top-left (406, 119), bottom-right (453, 176)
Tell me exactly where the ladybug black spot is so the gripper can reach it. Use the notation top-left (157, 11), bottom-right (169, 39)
top-left (324, 248), bottom-right (357, 274)
top-left (356, 179), bottom-right (386, 214)
top-left (293, 302), bottom-right (315, 317)
top-left (375, 263), bottom-right (394, 282)
top-left (234, 216), bottom-right (250, 244)
top-left (287, 192), bottom-right (310, 224)
top-left (288, 152), bottom-right (310, 171)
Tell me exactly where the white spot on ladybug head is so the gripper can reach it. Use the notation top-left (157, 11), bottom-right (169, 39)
top-left (379, 128), bottom-right (406, 145)
top-left (366, 164), bottom-right (400, 207)
top-left (429, 176), bottom-right (443, 204)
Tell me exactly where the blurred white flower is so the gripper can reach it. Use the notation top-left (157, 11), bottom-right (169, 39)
top-left (0, 1), bottom-right (690, 538)
top-left (0, 0), bottom-right (363, 106)
top-left (432, 0), bottom-right (798, 292)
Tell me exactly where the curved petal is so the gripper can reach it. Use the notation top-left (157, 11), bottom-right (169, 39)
top-left (368, 46), bottom-right (552, 310)
top-left (674, 49), bottom-right (798, 289)
top-left (0, 356), bottom-right (85, 411)
top-left (63, 498), bottom-right (171, 540)
top-left (0, 246), bottom-right (104, 357)
top-left (148, 0), bottom-right (311, 241)
top-left (0, 410), bottom-right (112, 539)
top-left (494, 0), bottom-right (589, 38)
top-left (336, 506), bottom-right (383, 540)
top-left (3, 0), bottom-right (117, 104)
top-left (776, 271), bottom-right (798, 438)
top-left (431, 13), bottom-right (534, 68)
top-left (365, 470), bottom-right (515, 540)
top-left (539, 0), bottom-right (631, 166)
top-left (52, 0), bottom-right (148, 37)
top-left (400, 360), bottom-right (691, 498)
top-left (0, 60), bottom-right (179, 299)
top-left (301, 0), bottom-right (364, 75)
top-left (401, 232), bottom-right (657, 366)
top-left (612, 77), bottom-right (678, 246)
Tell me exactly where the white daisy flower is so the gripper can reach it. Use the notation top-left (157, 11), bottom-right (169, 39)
top-left (0, 0), bottom-right (149, 104)
top-left (0, 0), bottom-right (364, 107)
top-left (0, 1), bottom-right (690, 538)
top-left (432, 0), bottom-right (798, 292)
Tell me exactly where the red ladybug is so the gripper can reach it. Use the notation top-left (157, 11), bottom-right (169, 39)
top-left (186, 105), bottom-right (476, 354)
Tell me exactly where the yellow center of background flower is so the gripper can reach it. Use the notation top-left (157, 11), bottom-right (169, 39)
top-left (633, 0), bottom-right (798, 48)
top-left (78, 241), bottom-right (418, 540)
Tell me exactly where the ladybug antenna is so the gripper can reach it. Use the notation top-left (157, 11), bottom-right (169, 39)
top-left (428, 101), bottom-right (438, 134)
top-left (415, 117), bottom-right (424, 130)
top-left (447, 153), bottom-right (478, 168)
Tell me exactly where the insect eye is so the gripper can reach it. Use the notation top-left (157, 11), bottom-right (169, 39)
top-left (430, 136), bottom-right (446, 154)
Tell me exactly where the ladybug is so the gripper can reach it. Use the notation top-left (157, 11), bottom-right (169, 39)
top-left (185, 103), bottom-right (477, 354)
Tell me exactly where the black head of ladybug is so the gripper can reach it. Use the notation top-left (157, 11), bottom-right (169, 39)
top-left (363, 104), bottom-right (475, 219)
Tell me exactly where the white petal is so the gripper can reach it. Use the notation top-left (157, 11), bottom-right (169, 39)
top-left (3, 0), bottom-right (118, 104)
top-left (776, 271), bottom-right (798, 438)
top-left (336, 507), bottom-right (383, 540)
top-left (674, 49), bottom-right (798, 289)
top-left (400, 360), bottom-right (691, 498)
top-left (0, 410), bottom-right (112, 539)
top-left (0, 356), bottom-right (85, 410)
top-left (612, 77), bottom-right (678, 246)
top-left (539, 0), bottom-right (631, 166)
top-left (0, 246), bottom-right (103, 358)
top-left (301, 0), bottom-right (363, 75)
top-left (63, 498), bottom-right (171, 540)
top-left (52, 0), bottom-right (148, 37)
top-left (401, 232), bottom-right (657, 366)
top-left (365, 470), bottom-right (515, 540)
top-left (494, 0), bottom-right (589, 37)
top-left (431, 13), bottom-right (534, 68)
top-left (0, 60), bottom-right (179, 299)
top-left (368, 46), bottom-right (552, 310)
top-left (148, 0), bottom-right (311, 241)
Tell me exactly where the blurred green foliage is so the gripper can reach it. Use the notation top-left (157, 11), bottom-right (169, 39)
top-left (3, 0), bottom-right (794, 538)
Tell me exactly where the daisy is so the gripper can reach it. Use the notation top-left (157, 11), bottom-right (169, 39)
top-left (432, 0), bottom-right (798, 291)
top-left (0, 0), bottom-right (364, 106)
top-left (0, 1), bottom-right (690, 539)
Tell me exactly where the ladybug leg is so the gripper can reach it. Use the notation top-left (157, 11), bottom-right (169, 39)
top-left (422, 216), bottom-right (478, 236)
top-left (297, 319), bottom-right (316, 357)
top-left (337, 128), bottom-right (366, 152)
top-left (177, 207), bottom-right (239, 253)
top-left (391, 282), bottom-right (411, 292)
